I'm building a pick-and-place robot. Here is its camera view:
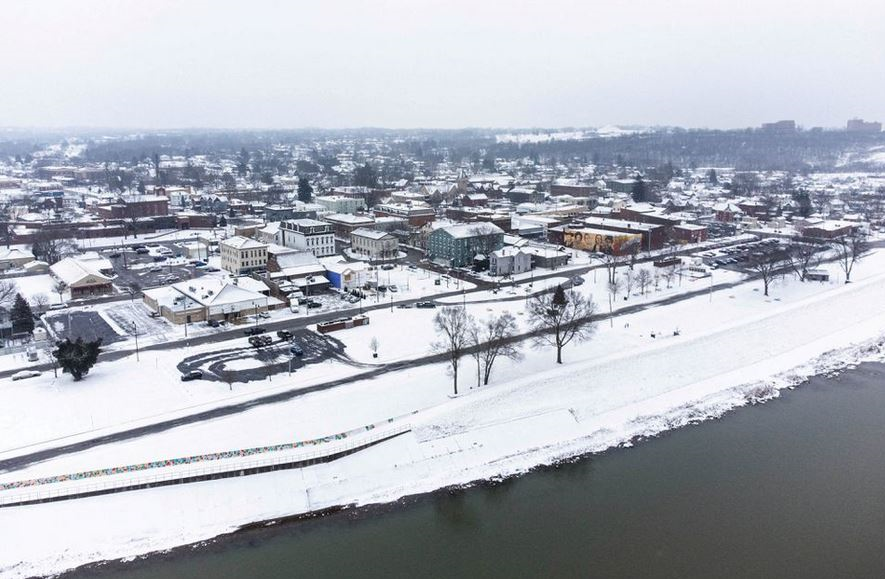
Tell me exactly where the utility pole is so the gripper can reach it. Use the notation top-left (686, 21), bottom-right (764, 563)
top-left (133, 322), bottom-right (139, 362)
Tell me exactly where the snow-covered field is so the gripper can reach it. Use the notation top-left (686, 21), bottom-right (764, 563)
top-left (2, 251), bottom-right (885, 578)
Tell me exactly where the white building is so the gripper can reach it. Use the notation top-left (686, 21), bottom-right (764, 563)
top-left (350, 228), bottom-right (398, 260)
top-left (314, 195), bottom-right (366, 215)
top-left (279, 219), bottom-right (336, 257)
top-left (489, 247), bottom-right (532, 276)
top-left (219, 235), bottom-right (268, 275)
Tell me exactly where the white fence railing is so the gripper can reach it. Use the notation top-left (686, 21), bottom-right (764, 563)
top-left (0, 425), bottom-right (410, 507)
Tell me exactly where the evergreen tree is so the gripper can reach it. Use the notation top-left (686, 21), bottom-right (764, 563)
top-left (53, 337), bottom-right (103, 381)
top-left (136, 179), bottom-right (146, 194)
top-left (353, 163), bottom-right (379, 188)
top-left (552, 285), bottom-right (567, 308)
top-left (631, 177), bottom-right (649, 203)
top-left (297, 177), bottom-right (314, 203)
top-left (219, 215), bottom-right (227, 227)
top-left (11, 293), bottom-right (34, 334)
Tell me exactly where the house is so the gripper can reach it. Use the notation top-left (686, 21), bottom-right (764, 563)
top-left (489, 247), bottom-right (532, 276)
top-left (0, 248), bottom-right (35, 271)
top-left (279, 219), bottom-right (336, 257)
top-left (50, 257), bottom-right (114, 298)
top-left (142, 278), bottom-right (283, 324)
top-left (219, 236), bottom-right (268, 275)
top-left (350, 228), bottom-right (398, 260)
top-left (426, 223), bottom-right (504, 267)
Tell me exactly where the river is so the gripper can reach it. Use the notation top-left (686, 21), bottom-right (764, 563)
top-left (68, 362), bottom-right (885, 579)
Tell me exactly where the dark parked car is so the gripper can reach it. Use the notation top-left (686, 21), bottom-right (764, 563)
top-left (207, 319), bottom-right (220, 328)
top-left (244, 326), bottom-right (266, 336)
top-left (153, 255), bottom-right (167, 262)
top-left (108, 252), bottom-right (122, 259)
top-left (306, 301), bottom-right (322, 309)
top-left (289, 344), bottom-right (304, 356)
top-left (277, 329), bottom-right (293, 340)
top-left (135, 247), bottom-right (150, 254)
top-left (181, 370), bottom-right (203, 382)
top-left (416, 301), bottom-right (436, 309)
top-left (248, 335), bottom-right (273, 348)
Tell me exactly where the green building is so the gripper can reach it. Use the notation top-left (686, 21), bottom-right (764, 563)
top-left (427, 223), bottom-right (504, 267)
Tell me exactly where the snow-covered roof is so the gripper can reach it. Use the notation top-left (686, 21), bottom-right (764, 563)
top-left (351, 228), bottom-right (394, 241)
top-left (50, 257), bottom-right (112, 287)
top-left (220, 235), bottom-right (267, 250)
top-left (437, 223), bottom-right (504, 239)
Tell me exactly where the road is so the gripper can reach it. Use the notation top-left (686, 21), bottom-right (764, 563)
top-left (0, 271), bottom-right (756, 473)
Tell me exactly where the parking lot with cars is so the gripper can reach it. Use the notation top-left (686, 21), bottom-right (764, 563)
top-left (105, 242), bottom-right (217, 292)
top-left (175, 328), bottom-right (348, 383)
top-left (696, 238), bottom-right (796, 272)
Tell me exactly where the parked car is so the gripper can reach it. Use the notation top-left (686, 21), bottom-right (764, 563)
top-left (207, 319), bottom-right (220, 328)
top-left (277, 330), bottom-right (293, 340)
top-left (257, 312), bottom-right (270, 319)
top-left (289, 344), bottom-right (304, 356)
top-left (306, 300), bottom-right (322, 309)
top-left (248, 335), bottom-right (273, 348)
top-left (381, 264), bottom-right (395, 270)
top-left (135, 247), bottom-right (150, 254)
top-left (572, 276), bottom-right (585, 286)
top-left (244, 326), bottom-right (266, 336)
top-left (153, 256), bottom-right (167, 262)
top-left (108, 252), bottom-right (122, 259)
top-left (388, 285), bottom-right (398, 292)
top-left (12, 370), bottom-right (41, 381)
top-left (206, 267), bottom-right (220, 272)
top-left (180, 370), bottom-right (203, 382)
top-left (149, 265), bottom-right (163, 272)
top-left (416, 301), bottom-right (436, 309)
top-left (48, 303), bottom-right (68, 310)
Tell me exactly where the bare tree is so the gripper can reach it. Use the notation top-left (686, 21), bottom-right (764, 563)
top-left (786, 242), bottom-right (821, 282)
top-left (597, 253), bottom-right (623, 284)
top-left (661, 266), bottom-right (676, 289)
top-left (0, 279), bottom-right (18, 307)
top-left (218, 367), bottom-right (235, 391)
top-left (834, 231), bottom-right (870, 283)
top-left (527, 286), bottom-right (596, 364)
top-left (432, 306), bottom-right (474, 395)
top-left (31, 230), bottom-right (76, 265)
top-left (53, 280), bottom-right (67, 305)
top-left (370, 336), bottom-right (379, 358)
top-left (31, 292), bottom-right (50, 312)
top-left (622, 270), bottom-right (634, 299)
top-left (636, 269), bottom-right (652, 296)
top-left (747, 250), bottom-right (788, 296)
top-left (469, 312), bottom-right (522, 386)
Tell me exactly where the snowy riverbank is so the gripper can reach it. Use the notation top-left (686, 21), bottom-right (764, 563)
top-left (2, 253), bottom-right (885, 578)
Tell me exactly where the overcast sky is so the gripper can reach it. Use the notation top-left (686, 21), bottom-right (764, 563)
top-left (1, 0), bottom-right (883, 130)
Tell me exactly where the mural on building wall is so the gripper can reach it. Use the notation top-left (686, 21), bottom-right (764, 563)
top-left (563, 229), bottom-right (642, 255)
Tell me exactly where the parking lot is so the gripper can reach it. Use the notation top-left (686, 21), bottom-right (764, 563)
top-left (105, 242), bottom-right (218, 292)
top-left (696, 238), bottom-right (799, 273)
top-left (176, 329), bottom-right (348, 383)
top-left (43, 310), bottom-right (125, 345)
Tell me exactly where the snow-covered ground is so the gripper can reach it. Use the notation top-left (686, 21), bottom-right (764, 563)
top-left (2, 251), bottom-right (885, 577)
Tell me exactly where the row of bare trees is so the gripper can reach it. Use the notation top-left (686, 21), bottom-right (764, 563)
top-left (748, 232), bottom-right (871, 296)
top-left (433, 286), bottom-right (597, 394)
